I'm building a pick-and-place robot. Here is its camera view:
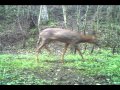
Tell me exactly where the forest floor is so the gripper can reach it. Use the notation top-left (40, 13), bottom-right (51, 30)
top-left (2, 48), bottom-right (119, 85)
top-left (1, 35), bottom-right (120, 84)
top-left (28, 61), bottom-right (110, 85)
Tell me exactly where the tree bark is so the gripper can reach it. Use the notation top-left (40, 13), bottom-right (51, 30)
top-left (62, 5), bottom-right (67, 29)
top-left (17, 6), bottom-right (26, 48)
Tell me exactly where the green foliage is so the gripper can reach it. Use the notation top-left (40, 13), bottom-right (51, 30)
top-left (0, 49), bottom-right (120, 85)
top-left (64, 50), bottom-right (120, 84)
top-left (47, 20), bottom-right (57, 27)
top-left (0, 53), bottom-right (53, 85)
top-left (30, 28), bottom-right (38, 35)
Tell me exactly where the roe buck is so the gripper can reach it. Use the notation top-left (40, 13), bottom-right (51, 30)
top-left (36, 28), bottom-right (99, 63)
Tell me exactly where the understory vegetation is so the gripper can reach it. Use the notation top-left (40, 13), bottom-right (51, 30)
top-left (1, 49), bottom-right (120, 85)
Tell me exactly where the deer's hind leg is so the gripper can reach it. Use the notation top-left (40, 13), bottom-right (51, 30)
top-left (36, 38), bottom-right (49, 63)
top-left (44, 45), bottom-right (52, 54)
top-left (61, 43), bottom-right (69, 63)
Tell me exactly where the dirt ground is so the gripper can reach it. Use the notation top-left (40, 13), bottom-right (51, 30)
top-left (28, 61), bottom-right (111, 85)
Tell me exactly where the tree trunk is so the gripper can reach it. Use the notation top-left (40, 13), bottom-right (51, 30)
top-left (17, 6), bottom-right (26, 48)
top-left (37, 5), bottom-right (42, 47)
top-left (38, 5), bottom-right (42, 30)
top-left (82, 5), bottom-right (89, 54)
top-left (91, 5), bottom-right (101, 54)
top-left (77, 5), bottom-right (81, 31)
top-left (40, 5), bottom-right (49, 24)
top-left (62, 5), bottom-right (67, 29)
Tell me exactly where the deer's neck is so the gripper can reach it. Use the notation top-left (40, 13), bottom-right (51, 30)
top-left (80, 35), bottom-right (95, 43)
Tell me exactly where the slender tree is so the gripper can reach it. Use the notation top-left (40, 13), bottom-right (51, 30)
top-left (37, 5), bottom-right (42, 46)
top-left (62, 5), bottom-right (67, 29)
top-left (82, 5), bottom-right (89, 54)
top-left (91, 5), bottom-right (101, 54)
top-left (17, 5), bottom-right (27, 48)
top-left (76, 5), bottom-right (81, 31)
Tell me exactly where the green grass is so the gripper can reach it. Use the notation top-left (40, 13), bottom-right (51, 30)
top-left (64, 49), bottom-right (120, 84)
top-left (0, 53), bottom-right (53, 85)
top-left (0, 49), bottom-right (120, 85)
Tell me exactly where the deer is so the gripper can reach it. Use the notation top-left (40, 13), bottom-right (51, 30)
top-left (35, 28), bottom-right (99, 63)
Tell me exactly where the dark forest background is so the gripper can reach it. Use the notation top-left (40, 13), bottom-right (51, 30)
top-left (0, 5), bottom-right (119, 54)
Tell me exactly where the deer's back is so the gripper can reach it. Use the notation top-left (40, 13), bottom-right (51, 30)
top-left (40, 28), bottom-right (80, 36)
top-left (40, 28), bottom-right (81, 43)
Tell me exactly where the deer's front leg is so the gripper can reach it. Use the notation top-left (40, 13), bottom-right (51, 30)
top-left (75, 45), bottom-right (84, 60)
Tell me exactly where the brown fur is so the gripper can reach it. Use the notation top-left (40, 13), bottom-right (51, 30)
top-left (36, 28), bottom-right (98, 63)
